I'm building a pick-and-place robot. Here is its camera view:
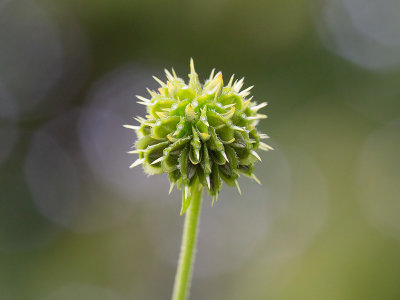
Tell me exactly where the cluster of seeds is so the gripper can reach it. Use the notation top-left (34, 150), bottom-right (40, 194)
top-left (125, 60), bottom-right (271, 212)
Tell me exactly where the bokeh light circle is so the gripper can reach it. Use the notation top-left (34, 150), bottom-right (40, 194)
top-left (24, 130), bottom-right (81, 229)
top-left (80, 63), bottom-right (168, 200)
top-left (356, 118), bottom-right (400, 239)
top-left (0, 0), bottom-right (63, 114)
top-left (343, 0), bottom-right (400, 47)
top-left (315, 0), bottom-right (400, 71)
top-left (259, 151), bottom-right (329, 262)
top-left (0, 130), bottom-right (62, 253)
top-left (24, 109), bottom-right (136, 233)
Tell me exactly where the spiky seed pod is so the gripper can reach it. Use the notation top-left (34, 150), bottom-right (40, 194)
top-left (125, 59), bottom-right (272, 210)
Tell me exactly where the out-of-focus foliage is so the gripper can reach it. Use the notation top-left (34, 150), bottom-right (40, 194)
top-left (1, 0), bottom-right (400, 299)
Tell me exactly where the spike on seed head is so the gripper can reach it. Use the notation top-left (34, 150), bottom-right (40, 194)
top-left (125, 59), bottom-right (271, 210)
top-left (171, 68), bottom-right (177, 78)
top-left (190, 58), bottom-right (196, 74)
top-left (153, 76), bottom-right (166, 87)
top-left (169, 182), bottom-right (175, 194)
top-left (130, 158), bottom-right (145, 168)
top-left (165, 69), bottom-right (175, 82)
top-left (235, 180), bottom-right (242, 195)
top-left (251, 174), bottom-right (261, 185)
top-left (227, 74), bottom-right (235, 88)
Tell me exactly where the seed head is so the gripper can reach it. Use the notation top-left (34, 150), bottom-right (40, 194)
top-left (125, 59), bottom-right (272, 210)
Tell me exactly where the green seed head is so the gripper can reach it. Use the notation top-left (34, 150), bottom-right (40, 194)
top-left (125, 59), bottom-right (272, 210)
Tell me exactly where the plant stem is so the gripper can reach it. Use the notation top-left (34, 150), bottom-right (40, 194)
top-left (172, 182), bottom-right (203, 300)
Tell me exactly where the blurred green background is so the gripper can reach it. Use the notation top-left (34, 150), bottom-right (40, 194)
top-left (1, 0), bottom-right (400, 299)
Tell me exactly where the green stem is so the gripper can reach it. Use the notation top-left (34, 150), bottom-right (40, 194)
top-left (172, 182), bottom-right (203, 300)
